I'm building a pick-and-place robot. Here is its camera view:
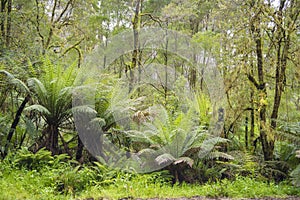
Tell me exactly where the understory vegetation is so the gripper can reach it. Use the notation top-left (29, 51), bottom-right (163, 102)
top-left (0, 148), bottom-right (299, 200)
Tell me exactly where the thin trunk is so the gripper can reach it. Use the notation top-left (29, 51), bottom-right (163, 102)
top-left (1, 0), bottom-right (6, 46)
top-left (5, 0), bottom-right (11, 46)
top-left (250, 90), bottom-right (255, 145)
top-left (271, 0), bottom-right (293, 129)
top-left (245, 116), bottom-right (249, 149)
top-left (130, 0), bottom-right (142, 92)
top-left (250, 67), bottom-right (255, 147)
top-left (2, 94), bottom-right (30, 158)
top-left (164, 26), bottom-right (168, 105)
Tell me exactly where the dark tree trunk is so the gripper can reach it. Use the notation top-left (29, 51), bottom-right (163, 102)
top-left (245, 116), bottom-right (249, 149)
top-left (1, 0), bottom-right (7, 46)
top-left (6, 0), bottom-right (11, 46)
top-left (76, 135), bottom-right (84, 163)
top-left (2, 94), bottom-right (30, 158)
top-left (270, 0), bottom-right (293, 130)
top-left (45, 124), bottom-right (59, 155)
top-left (250, 87), bottom-right (255, 147)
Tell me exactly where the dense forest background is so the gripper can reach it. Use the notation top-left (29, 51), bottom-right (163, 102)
top-left (0, 0), bottom-right (300, 198)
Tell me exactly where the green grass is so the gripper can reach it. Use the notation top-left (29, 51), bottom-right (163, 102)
top-left (0, 165), bottom-right (299, 200)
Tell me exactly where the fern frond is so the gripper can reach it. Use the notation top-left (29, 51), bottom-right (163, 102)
top-left (206, 151), bottom-right (234, 161)
top-left (0, 70), bottom-right (30, 93)
top-left (174, 156), bottom-right (194, 167)
top-left (155, 153), bottom-right (175, 166)
top-left (24, 105), bottom-right (51, 116)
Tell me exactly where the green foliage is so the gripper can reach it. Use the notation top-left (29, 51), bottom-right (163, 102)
top-left (5, 147), bottom-right (69, 170)
top-left (26, 57), bottom-right (77, 123)
top-left (1, 149), bottom-right (300, 199)
top-left (291, 164), bottom-right (300, 187)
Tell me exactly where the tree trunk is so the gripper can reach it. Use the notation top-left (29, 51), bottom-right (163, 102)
top-left (245, 116), bottom-right (249, 149)
top-left (45, 124), bottom-right (59, 155)
top-left (250, 85), bottom-right (255, 147)
top-left (76, 135), bottom-right (84, 163)
top-left (270, 0), bottom-right (293, 130)
top-left (5, 0), bottom-right (11, 46)
top-left (129, 0), bottom-right (142, 92)
top-left (0, 0), bottom-right (6, 46)
top-left (1, 94), bottom-right (30, 158)
top-left (251, 10), bottom-right (274, 161)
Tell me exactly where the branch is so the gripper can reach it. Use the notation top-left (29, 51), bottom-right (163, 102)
top-left (35, 0), bottom-right (44, 48)
top-left (60, 38), bottom-right (84, 68)
top-left (141, 13), bottom-right (162, 27)
top-left (55, 0), bottom-right (73, 24)
top-left (247, 74), bottom-right (264, 90)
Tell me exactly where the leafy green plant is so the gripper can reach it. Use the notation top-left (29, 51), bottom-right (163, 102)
top-left (291, 150), bottom-right (300, 187)
top-left (6, 147), bottom-right (69, 170)
top-left (25, 57), bottom-right (77, 154)
top-left (127, 105), bottom-right (231, 182)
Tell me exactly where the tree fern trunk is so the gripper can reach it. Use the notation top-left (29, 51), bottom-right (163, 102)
top-left (46, 124), bottom-right (59, 155)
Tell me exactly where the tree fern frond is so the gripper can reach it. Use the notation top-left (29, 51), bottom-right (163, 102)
top-left (276, 121), bottom-right (300, 144)
top-left (27, 78), bottom-right (47, 99)
top-left (155, 153), bottom-right (175, 166)
top-left (72, 105), bottom-right (97, 116)
top-left (0, 70), bottom-right (30, 93)
top-left (174, 156), bottom-right (194, 167)
top-left (138, 148), bottom-right (157, 157)
top-left (198, 136), bottom-right (229, 158)
top-left (24, 104), bottom-right (51, 116)
top-left (206, 151), bottom-right (234, 161)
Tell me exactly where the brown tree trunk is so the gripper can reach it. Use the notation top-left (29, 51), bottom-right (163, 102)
top-left (45, 124), bottom-right (59, 155)
top-left (250, 9), bottom-right (274, 161)
top-left (270, 0), bottom-right (293, 130)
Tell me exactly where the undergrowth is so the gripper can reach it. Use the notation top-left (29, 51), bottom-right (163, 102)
top-left (0, 148), bottom-right (299, 200)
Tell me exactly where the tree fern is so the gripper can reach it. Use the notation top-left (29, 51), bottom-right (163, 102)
top-left (24, 58), bottom-right (77, 154)
top-left (126, 105), bottom-right (227, 170)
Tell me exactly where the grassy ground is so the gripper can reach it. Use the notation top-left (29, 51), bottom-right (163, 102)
top-left (0, 166), bottom-right (299, 200)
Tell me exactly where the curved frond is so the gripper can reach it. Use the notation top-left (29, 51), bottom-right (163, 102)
top-left (24, 104), bottom-right (51, 116)
top-left (0, 70), bottom-right (30, 93)
top-left (206, 151), bottom-right (234, 161)
top-left (174, 156), bottom-right (194, 167)
top-left (155, 153), bottom-right (175, 166)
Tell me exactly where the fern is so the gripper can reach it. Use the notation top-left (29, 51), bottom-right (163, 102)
top-left (291, 165), bottom-right (300, 187)
top-left (276, 121), bottom-right (300, 144)
top-left (0, 70), bottom-right (30, 93)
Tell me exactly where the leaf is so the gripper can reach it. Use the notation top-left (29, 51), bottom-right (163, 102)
top-left (72, 105), bottom-right (97, 115)
top-left (0, 70), bottom-right (30, 93)
top-left (174, 157), bottom-right (194, 167)
top-left (24, 104), bottom-right (51, 115)
top-left (155, 153), bottom-right (175, 166)
top-left (207, 151), bottom-right (234, 160)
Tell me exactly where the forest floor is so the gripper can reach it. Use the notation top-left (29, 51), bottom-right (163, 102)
top-left (80, 197), bottom-right (300, 200)
top-left (137, 197), bottom-right (300, 200)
